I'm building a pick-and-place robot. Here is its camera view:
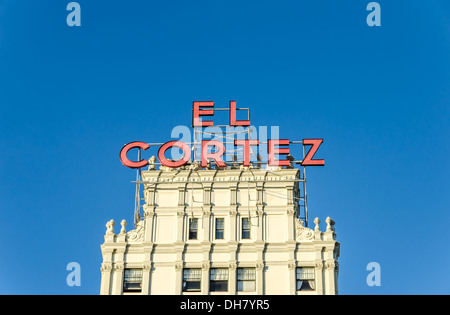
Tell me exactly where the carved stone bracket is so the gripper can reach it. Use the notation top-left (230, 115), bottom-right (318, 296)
top-left (315, 261), bottom-right (324, 270)
top-left (101, 262), bottom-right (113, 273)
top-left (288, 262), bottom-right (296, 270)
top-left (126, 220), bottom-right (145, 243)
top-left (143, 263), bottom-right (153, 272)
top-left (113, 263), bottom-right (124, 272)
top-left (175, 262), bottom-right (184, 271)
top-left (295, 218), bottom-right (314, 241)
top-left (256, 262), bottom-right (265, 271)
top-left (326, 261), bottom-right (338, 271)
top-left (202, 262), bottom-right (210, 271)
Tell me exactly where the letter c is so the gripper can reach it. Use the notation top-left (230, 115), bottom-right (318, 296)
top-left (120, 141), bottom-right (150, 169)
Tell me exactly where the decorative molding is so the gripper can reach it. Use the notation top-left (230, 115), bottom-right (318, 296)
top-left (106, 220), bottom-right (115, 235)
top-left (101, 262), bottom-right (113, 273)
top-left (202, 262), bottom-right (210, 271)
top-left (144, 209), bottom-right (155, 218)
top-left (295, 218), bottom-right (314, 241)
top-left (126, 220), bottom-right (145, 243)
top-left (256, 262), bottom-right (265, 271)
top-left (113, 263), bottom-right (124, 272)
top-left (326, 217), bottom-right (335, 232)
top-left (174, 262), bottom-right (183, 271)
top-left (143, 263), bottom-right (152, 272)
top-left (326, 261), bottom-right (337, 271)
top-left (287, 262), bottom-right (296, 270)
top-left (120, 220), bottom-right (127, 235)
top-left (314, 217), bottom-right (321, 232)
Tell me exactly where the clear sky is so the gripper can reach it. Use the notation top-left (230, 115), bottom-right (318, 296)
top-left (0, 0), bottom-right (449, 295)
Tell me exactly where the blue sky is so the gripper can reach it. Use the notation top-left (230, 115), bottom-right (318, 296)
top-left (0, 0), bottom-right (449, 294)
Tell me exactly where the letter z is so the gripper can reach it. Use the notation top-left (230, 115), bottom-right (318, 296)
top-left (301, 139), bottom-right (325, 166)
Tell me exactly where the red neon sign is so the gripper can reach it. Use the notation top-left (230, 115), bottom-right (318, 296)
top-left (120, 141), bottom-right (150, 169)
top-left (301, 139), bottom-right (325, 166)
top-left (120, 101), bottom-right (325, 169)
top-left (268, 139), bottom-right (290, 167)
top-left (157, 141), bottom-right (192, 168)
top-left (202, 140), bottom-right (226, 168)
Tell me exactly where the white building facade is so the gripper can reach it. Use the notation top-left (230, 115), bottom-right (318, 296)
top-left (100, 167), bottom-right (340, 295)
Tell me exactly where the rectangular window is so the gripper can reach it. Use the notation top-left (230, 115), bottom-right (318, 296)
top-left (242, 218), bottom-right (250, 239)
top-left (183, 268), bottom-right (202, 292)
top-left (237, 268), bottom-right (256, 292)
top-left (210, 268), bottom-right (228, 292)
top-left (215, 218), bottom-right (224, 240)
top-left (189, 218), bottom-right (198, 240)
top-left (123, 269), bottom-right (143, 292)
top-left (296, 267), bottom-right (315, 291)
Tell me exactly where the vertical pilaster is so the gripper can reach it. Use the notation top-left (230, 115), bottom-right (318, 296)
top-left (256, 262), bottom-right (265, 295)
top-left (175, 262), bottom-right (183, 295)
top-left (228, 262), bottom-right (237, 295)
top-left (202, 210), bottom-right (211, 241)
top-left (201, 262), bottom-right (210, 295)
top-left (325, 260), bottom-right (337, 295)
top-left (286, 208), bottom-right (295, 241)
top-left (142, 262), bottom-right (152, 295)
top-left (142, 241), bottom-right (153, 295)
top-left (229, 209), bottom-right (237, 242)
top-left (112, 262), bottom-right (124, 295)
top-left (100, 261), bottom-right (113, 295)
top-left (315, 261), bottom-right (324, 295)
top-left (176, 210), bottom-right (185, 242)
top-left (288, 262), bottom-right (296, 295)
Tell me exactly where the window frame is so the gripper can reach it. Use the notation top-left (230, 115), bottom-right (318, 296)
top-left (215, 218), bottom-right (224, 240)
top-left (241, 217), bottom-right (251, 240)
top-left (182, 268), bottom-right (202, 292)
top-left (237, 267), bottom-right (256, 292)
top-left (188, 218), bottom-right (198, 240)
top-left (123, 268), bottom-right (143, 293)
top-left (296, 267), bottom-right (316, 291)
top-left (209, 268), bottom-right (229, 292)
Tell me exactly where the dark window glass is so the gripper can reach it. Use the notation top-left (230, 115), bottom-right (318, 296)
top-left (123, 269), bottom-right (143, 292)
top-left (210, 269), bottom-right (228, 292)
top-left (189, 218), bottom-right (198, 240)
top-left (242, 218), bottom-right (250, 239)
top-left (183, 269), bottom-right (201, 292)
top-left (215, 218), bottom-right (224, 239)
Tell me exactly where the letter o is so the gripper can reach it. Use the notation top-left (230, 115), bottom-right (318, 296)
top-left (158, 141), bottom-right (191, 168)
